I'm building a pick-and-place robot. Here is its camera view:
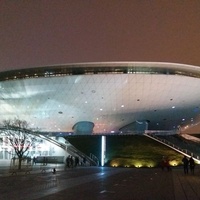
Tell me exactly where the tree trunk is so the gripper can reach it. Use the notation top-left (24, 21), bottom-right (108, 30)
top-left (18, 157), bottom-right (22, 170)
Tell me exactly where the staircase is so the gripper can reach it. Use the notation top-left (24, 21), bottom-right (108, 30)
top-left (42, 135), bottom-right (99, 166)
top-left (144, 133), bottom-right (200, 163)
top-left (0, 126), bottom-right (99, 166)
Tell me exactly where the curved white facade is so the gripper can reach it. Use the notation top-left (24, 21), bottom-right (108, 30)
top-left (0, 62), bottom-right (200, 134)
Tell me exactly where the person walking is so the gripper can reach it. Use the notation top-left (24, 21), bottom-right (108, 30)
top-left (33, 157), bottom-right (36, 165)
top-left (182, 156), bottom-right (189, 174)
top-left (165, 156), bottom-right (171, 171)
top-left (189, 156), bottom-right (195, 174)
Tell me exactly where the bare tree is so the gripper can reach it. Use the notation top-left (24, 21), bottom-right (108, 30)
top-left (0, 118), bottom-right (38, 169)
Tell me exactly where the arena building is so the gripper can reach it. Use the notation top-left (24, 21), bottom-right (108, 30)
top-left (1, 61), bottom-right (200, 135)
top-left (1, 61), bottom-right (200, 166)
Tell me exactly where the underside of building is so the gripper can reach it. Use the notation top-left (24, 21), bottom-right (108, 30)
top-left (0, 62), bottom-right (200, 135)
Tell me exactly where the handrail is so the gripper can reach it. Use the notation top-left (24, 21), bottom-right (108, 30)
top-left (90, 153), bottom-right (99, 166)
top-left (67, 145), bottom-right (98, 166)
top-left (145, 133), bottom-right (200, 163)
top-left (0, 126), bottom-right (99, 166)
top-left (0, 126), bottom-right (66, 150)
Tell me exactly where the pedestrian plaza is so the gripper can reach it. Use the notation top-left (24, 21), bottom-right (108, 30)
top-left (0, 165), bottom-right (200, 200)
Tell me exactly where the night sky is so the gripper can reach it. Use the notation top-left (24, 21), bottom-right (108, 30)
top-left (1, 1), bottom-right (200, 72)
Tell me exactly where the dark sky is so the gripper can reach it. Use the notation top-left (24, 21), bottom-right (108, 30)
top-left (1, 0), bottom-right (200, 72)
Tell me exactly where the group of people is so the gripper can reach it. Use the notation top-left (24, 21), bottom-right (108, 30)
top-left (65, 155), bottom-right (88, 170)
top-left (182, 155), bottom-right (195, 174)
top-left (161, 155), bottom-right (195, 174)
top-left (65, 155), bottom-right (80, 169)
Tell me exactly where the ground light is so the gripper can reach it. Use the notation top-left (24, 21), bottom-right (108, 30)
top-left (169, 160), bottom-right (179, 166)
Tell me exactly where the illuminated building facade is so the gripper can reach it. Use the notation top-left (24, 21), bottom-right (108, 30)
top-left (1, 62), bottom-right (200, 165)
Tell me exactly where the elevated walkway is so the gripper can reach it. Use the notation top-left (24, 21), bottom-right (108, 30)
top-left (33, 134), bottom-right (99, 166)
top-left (145, 133), bottom-right (200, 163)
top-left (0, 125), bottom-right (99, 166)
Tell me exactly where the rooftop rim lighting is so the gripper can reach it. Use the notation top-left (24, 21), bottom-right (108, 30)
top-left (1, 62), bottom-right (200, 81)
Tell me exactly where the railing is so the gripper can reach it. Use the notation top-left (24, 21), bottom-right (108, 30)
top-left (90, 153), bottom-right (99, 166)
top-left (0, 127), bottom-right (99, 166)
top-left (145, 133), bottom-right (200, 163)
top-left (67, 145), bottom-right (99, 166)
top-left (45, 137), bottom-right (99, 166)
top-left (36, 134), bottom-right (67, 150)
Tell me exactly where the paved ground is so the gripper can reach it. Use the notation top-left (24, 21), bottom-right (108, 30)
top-left (0, 165), bottom-right (200, 200)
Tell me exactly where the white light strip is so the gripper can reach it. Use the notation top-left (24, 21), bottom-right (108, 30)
top-left (101, 136), bottom-right (106, 166)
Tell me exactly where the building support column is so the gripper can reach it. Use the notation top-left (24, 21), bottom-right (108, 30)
top-left (101, 136), bottom-right (106, 166)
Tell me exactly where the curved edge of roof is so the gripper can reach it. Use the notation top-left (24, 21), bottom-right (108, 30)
top-left (32, 61), bottom-right (200, 70)
top-left (1, 61), bottom-right (200, 81)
